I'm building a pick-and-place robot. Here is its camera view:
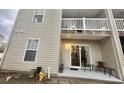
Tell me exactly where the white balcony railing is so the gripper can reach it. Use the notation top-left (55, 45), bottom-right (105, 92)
top-left (61, 18), bottom-right (124, 31)
top-left (85, 18), bottom-right (110, 31)
top-left (115, 19), bottom-right (124, 31)
top-left (62, 18), bottom-right (83, 30)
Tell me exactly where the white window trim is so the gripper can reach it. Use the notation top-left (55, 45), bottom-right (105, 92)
top-left (23, 38), bottom-right (40, 63)
top-left (32, 9), bottom-right (45, 24)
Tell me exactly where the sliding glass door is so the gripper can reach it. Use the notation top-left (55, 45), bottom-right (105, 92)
top-left (70, 44), bottom-right (91, 68)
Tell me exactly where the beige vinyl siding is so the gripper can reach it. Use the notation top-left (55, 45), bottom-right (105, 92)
top-left (100, 37), bottom-right (118, 71)
top-left (61, 39), bottom-right (102, 67)
top-left (2, 9), bottom-right (62, 74)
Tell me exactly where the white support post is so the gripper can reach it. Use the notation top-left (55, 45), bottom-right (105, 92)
top-left (83, 17), bottom-right (86, 30)
top-left (83, 17), bottom-right (86, 34)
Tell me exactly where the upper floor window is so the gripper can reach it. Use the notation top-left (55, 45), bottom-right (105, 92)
top-left (24, 38), bottom-right (39, 62)
top-left (33, 9), bottom-right (45, 23)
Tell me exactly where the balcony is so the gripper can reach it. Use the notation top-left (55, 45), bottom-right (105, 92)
top-left (61, 18), bottom-right (124, 40)
top-left (61, 18), bottom-right (124, 32)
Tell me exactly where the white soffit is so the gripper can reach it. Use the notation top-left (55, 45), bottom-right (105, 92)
top-left (112, 9), bottom-right (124, 18)
top-left (62, 9), bottom-right (103, 18)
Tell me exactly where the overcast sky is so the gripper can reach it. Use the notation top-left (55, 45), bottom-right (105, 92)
top-left (0, 9), bottom-right (18, 41)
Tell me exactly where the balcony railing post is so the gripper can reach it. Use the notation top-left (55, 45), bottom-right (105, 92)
top-left (83, 17), bottom-right (86, 30)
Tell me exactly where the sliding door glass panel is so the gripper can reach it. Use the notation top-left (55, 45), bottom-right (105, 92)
top-left (71, 45), bottom-right (80, 67)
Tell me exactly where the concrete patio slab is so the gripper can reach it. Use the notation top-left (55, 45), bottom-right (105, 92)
top-left (58, 68), bottom-right (122, 83)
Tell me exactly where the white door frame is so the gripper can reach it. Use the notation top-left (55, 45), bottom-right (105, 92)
top-left (70, 44), bottom-right (92, 69)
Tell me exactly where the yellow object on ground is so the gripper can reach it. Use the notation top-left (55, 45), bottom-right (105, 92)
top-left (39, 71), bottom-right (46, 81)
